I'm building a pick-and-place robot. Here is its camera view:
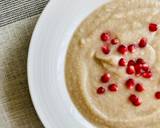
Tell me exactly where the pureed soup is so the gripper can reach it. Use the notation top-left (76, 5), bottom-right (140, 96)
top-left (65, 0), bottom-right (160, 127)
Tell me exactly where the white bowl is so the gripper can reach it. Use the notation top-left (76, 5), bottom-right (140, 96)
top-left (27, 0), bottom-right (108, 127)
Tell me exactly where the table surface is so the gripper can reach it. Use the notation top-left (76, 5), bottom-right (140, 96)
top-left (0, 0), bottom-right (48, 127)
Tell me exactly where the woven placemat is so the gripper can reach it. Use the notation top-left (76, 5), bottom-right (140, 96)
top-left (0, 0), bottom-right (48, 127)
top-left (0, 0), bottom-right (48, 27)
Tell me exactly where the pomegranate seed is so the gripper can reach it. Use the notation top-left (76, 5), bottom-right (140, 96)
top-left (129, 94), bottom-right (137, 102)
top-left (136, 58), bottom-right (145, 64)
top-left (126, 65), bottom-right (135, 75)
top-left (108, 84), bottom-right (118, 92)
top-left (117, 44), bottom-right (127, 55)
top-left (125, 78), bottom-right (135, 89)
top-left (128, 44), bottom-right (136, 53)
top-left (119, 58), bottom-right (127, 66)
top-left (133, 98), bottom-right (142, 106)
top-left (135, 83), bottom-right (144, 92)
top-left (138, 38), bottom-right (147, 48)
top-left (155, 91), bottom-right (160, 99)
top-left (100, 73), bottom-right (111, 83)
top-left (149, 23), bottom-right (158, 32)
top-left (129, 94), bottom-right (142, 106)
top-left (97, 87), bottom-right (105, 94)
top-left (111, 38), bottom-right (119, 45)
top-left (135, 59), bottom-right (144, 75)
top-left (128, 60), bottom-right (135, 66)
top-left (100, 33), bottom-right (110, 42)
top-left (142, 71), bottom-right (152, 78)
top-left (101, 46), bottom-right (110, 54)
top-left (142, 64), bottom-right (149, 71)
top-left (134, 63), bottom-right (143, 76)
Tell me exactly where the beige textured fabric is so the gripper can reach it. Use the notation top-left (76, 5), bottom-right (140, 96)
top-left (0, 15), bottom-right (44, 128)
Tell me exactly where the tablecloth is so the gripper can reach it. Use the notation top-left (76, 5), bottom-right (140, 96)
top-left (0, 0), bottom-right (48, 127)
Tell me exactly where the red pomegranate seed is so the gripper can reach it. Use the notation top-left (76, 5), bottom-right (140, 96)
top-left (129, 94), bottom-right (142, 106)
top-left (133, 98), bottom-right (142, 106)
top-left (119, 58), bottom-right (127, 66)
top-left (101, 46), bottom-right (110, 54)
top-left (128, 44), bottom-right (136, 53)
top-left (138, 38), bottom-right (147, 48)
top-left (135, 83), bottom-right (144, 92)
top-left (142, 71), bottom-right (152, 78)
top-left (129, 94), bottom-right (137, 102)
top-left (135, 59), bottom-right (144, 75)
top-left (111, 38), bottom-right (119, 45)
top-left (100, 73), bottom-right (111, 83)
top-left (125, 78), bottom-right (135, 89)
top-left (134, 63), bottom-right (143, 76)
top-left (108, 84), bottom-right (118, 92)
top-left (97, 87), bottom-right (106, 94)
top-left (100, 33), bottom-right (110, 42)
top-left (136, 58), bottom-right (145, 64)
top-left (142, 64), bottom-right (149, 71)
top-left (155, 91), bottom-right (160, 99)
top-left (128, 60), bottom-right (135, 66)
top-left (117, 44), bottom-right (127, 55)
top-left (149, 23), bottom-right (158, 32)
top-left (126, 65), bottom-right (135, 75)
